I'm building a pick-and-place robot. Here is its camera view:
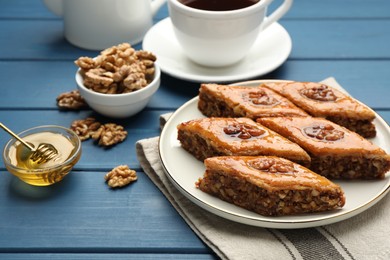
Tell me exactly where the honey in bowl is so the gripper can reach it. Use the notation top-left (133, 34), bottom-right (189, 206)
top-left (2, 125), bottom-right (81, 186)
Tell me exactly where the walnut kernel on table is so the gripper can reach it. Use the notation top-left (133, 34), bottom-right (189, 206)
top-left (74, 43), bottom-right (156, 95)
top-left (56, 90), bottom-right (88, 110)
top-left (70, 117), bottom-right (102, 141)
top-left (70, 118), bottom-right (127, 147)
top-left (105, 165), bottom-right (137, 188)
top-left (93, 123), bottom-right (127, 146)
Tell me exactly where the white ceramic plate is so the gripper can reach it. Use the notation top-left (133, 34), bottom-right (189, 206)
top-left (159, 80), bottom-right (390, 229)
top-left (143, 18), bottom-right (292, 83)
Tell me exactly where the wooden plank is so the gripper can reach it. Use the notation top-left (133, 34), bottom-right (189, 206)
top-left (0, 0), bottom-right (168, 21)
top-left (0, 0), bottom-right (58, 19)
top-left (162, 60), bottom-right (390, 110)
top-left (0, 20), bottom-right (390, 60)
top-left (376, 111), bottom-right (390, 125)
top-left (265, 60), bottom-right (390, 109)
top-left (283, 19), bottom-right (390, 59)
top-left (0, 20), bottom-right (100, 60)
top-left (279, 0), bottom-right (390, 19)
top-left (0, 110), bottom-right (165, 170)
top-left (0, 254), bottom-right (217, 260)
top-left (0, 60), bottom-right (388, 110)
top-left (1, 0), bottom-right (390, 20)
top-left (1, 110), bottom-right (389, 171)
top-left (0, 170), bottom-right (210, 252)
top-left (0, 0), bottom-right (387, 257)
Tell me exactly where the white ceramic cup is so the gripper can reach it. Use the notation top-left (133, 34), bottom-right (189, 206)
top-left (43, 0), bottom-right (166, 50)
top-left (168, 0), bottom-right (293, 67)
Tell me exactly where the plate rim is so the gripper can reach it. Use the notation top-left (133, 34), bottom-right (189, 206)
top-left (143, 18), bottom-right (292, 83)
top-left (158, 79), bottom-right (390, 228)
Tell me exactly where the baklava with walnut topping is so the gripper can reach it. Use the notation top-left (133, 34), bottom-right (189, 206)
top-left (196, 156), bottom-right (345, 216)
top-left (177, 117), bottom-right (311, 166)
top-left (261, 82), bottom-right (376, 138)
top-left (258, 117), bottom-right (390, 179)
top-left (198, 83), bottom-right (308, 119)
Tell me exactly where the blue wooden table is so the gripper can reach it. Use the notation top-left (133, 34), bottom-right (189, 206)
top-left (0, 1), bottom-right (389, 259)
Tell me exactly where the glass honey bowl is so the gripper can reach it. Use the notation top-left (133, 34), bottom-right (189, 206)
top-left (2, 125), bottom-right (81, 186)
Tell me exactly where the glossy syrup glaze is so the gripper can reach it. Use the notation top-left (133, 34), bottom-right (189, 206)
top-left (200, 84), bottom-right (308, 118)
top-left (258, 117), bottom-right (387, 156)
top-left (261, 82), bottom-right (375, 119)
top-left (178, 117), bottom-right (311, 162)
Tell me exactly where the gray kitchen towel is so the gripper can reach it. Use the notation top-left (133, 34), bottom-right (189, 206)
top-left (136, 78), bottom-right (390, 260)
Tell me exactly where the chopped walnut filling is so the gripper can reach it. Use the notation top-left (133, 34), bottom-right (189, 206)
top-left (223, 123), bottom-right (266, 139)
top-left (74, 43), bottom-right (156, 95)
top-left (105, 165), bottom-right (137, 188)
top-left (300, 84), bottom-right (338, 102)
top-left (303, 124), bottom-right (345, 141)
top-left (56, 90), bottom-right (88, 110)
top-left (326, 116), bottom-right (376, 139)
top-left (310, 154), bottom-right (390, 179)
top-left (197, 170), bottom-right (344, 216)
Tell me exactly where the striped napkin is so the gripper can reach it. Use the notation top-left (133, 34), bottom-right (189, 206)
top-left (136, 78), bottom-right (390, 260)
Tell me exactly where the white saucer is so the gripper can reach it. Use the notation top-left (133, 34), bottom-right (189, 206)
top-left (142, 18), bottom-right (292, 83)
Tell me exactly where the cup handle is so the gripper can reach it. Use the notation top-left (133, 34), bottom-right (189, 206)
top-left (262, 0), bottom-right (293, 30)
top-left (151, 0), bottom-right (167, 17)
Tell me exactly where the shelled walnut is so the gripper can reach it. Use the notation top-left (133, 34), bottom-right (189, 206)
top-left (74, 43), bottom-right (156, 95)
top-left (248, 157), bottom-right (295, 174)
top-left (56, 90), bottom-right (88, 110)
top-left (70, 117), bottom-right (101, 141)
top-left (223, 123), bottom-right (266, 139)
top-left (74, 57), bottom-right (96, 70)
top-left (93, 123), bottom-right (127, 146)
top-left (105, 165), bottom-right (137, 188)
top-left (303, 124), bottom-right (345, 142)
top-left (245, 90), bottom-right (280, 106)
top-left (70, 118), bottom-right (127, 146)
top-left (300, 84), bottom-right (338, 102)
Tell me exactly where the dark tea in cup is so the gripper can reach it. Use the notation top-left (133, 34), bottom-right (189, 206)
top-left (179, 0), bottom-right (260, 11)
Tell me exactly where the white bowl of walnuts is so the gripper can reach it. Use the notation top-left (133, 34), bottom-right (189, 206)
top-left (75, 43), bottom-right (160, 118)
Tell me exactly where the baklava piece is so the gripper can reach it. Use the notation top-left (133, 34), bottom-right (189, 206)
top-left (261, 81), bottom-right (376, 138)
top-left (258, 117), bottom-right (390, 179)
top-left (177, 117), bottom-right (310, 166)
top-left (198, 83), bottom-right (308, 119)
top-left (196, 156), bottom-right (345, 216)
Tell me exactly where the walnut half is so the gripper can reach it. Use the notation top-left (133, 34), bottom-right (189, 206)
top-left (303, 124), bottom-right (345, 142)
top-left (56, 90), bottom-right (88, 110)
top-left (70, 117), bottom-right (101, 141)
top-left (300, 84), bottom-right (338, 102)
top-left (70, 118), bottom-right (127, 146)
top-left (93, 123), bottom-right (127, 147)
top-left (105, 165), bottom-right (137, 188)
top-left (223, 123), bottom-right (266, 139)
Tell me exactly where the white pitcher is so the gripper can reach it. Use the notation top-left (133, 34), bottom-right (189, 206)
top-left (43, 0), bottom-right (166, 50)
